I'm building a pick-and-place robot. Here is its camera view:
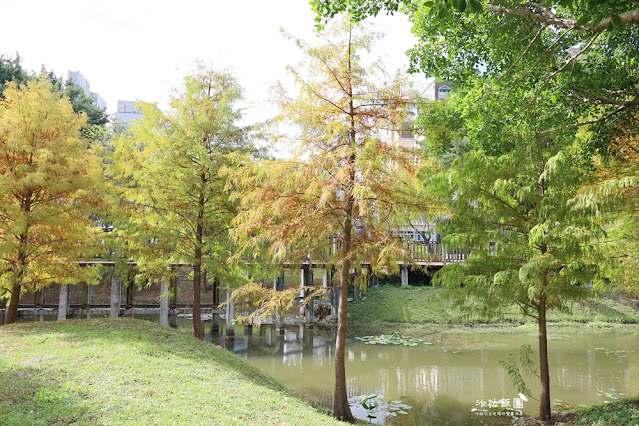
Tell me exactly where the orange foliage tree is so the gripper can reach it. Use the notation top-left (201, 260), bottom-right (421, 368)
top-left (0, 79), bottom-right (102, 324)
top-left (231, 19), bottom-right (434, 422)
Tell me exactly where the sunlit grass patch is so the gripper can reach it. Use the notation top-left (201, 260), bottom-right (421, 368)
top-left (0, 318), bottom-right (343, 425)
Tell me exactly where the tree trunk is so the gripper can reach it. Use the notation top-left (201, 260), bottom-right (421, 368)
top-left (538, 292), bottom-right (551, 421)
top-left (192, 179), bottom-right (205, 340)
top-left (333, 228), bottom-right (355, 422)
top-left (6, 221), bottom-right (30, 325)
top-left (193, 257), bottom-right (203, 340)
top-left (332, 25), bottom-right (356, 423)
top-left (4, 281), bottom-right (21, 324)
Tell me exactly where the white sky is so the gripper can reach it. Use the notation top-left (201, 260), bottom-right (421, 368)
top-left (1, 0), bottom-right (420, 125)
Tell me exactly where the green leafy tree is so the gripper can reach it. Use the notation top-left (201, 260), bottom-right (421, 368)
top-left (0, 79), bottom-right (103, 324)
top-left (63, 79), bottom-right (108, 128)
top-left (1, 54), bottom-right (107, 129)
top-left (313, 2), bottom-right (635, 422)
top-left (231, 19), bottom-right (430, 422)
top-left (312, 0), bottom-right (639, 152)
top-left (0, 54), bottom-right (32, 97)
top-left (428, 133), bottom-right (603, 421)
top-left (576, 115), bottom-right (639, 295)
top-left (111, 66), bottom-right (253, 340)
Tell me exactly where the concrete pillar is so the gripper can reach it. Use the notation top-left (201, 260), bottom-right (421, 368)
top-left (300, 266), bottom-right (313, 325)
top-left (34, 289), bottom-right (44, 308)
top-left (305, 298), bottom-right (314, 327)
top-left (58, 283), bottom-right (70, 321)
top-left (275, 311), bottom-right (285, 333)
top-left (80, 283), bottom-right (89, 309)
top-left (110, 269), bottom-right (122, 318)
top-left (330, 267), bottom-right (338, 321)
top-left (401, 266), bottom-right (409, 287)
top-left (225, 289), bottom-right (235, 338)
top-left (299, 267), bottom-right (306, 316)
top-left (159, 277), bottom-right (169, 326)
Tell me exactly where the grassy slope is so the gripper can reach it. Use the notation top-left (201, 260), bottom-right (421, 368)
top-left (557, 397), bottom-right (639, 425)
top-left (0, 319), bottom-right (342, 425)
top-left (348, 285), bottom-right (639, 335)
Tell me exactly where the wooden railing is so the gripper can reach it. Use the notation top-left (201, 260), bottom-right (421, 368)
top-left (320, 239), bottom-right (471, 264)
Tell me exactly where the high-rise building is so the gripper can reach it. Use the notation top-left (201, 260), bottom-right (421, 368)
top-left (113, 100), bottom-right (143, 126)
top-left (389, 81), bottom-right (453, 242)
top-left (67, 70), bottom-right (106, 111)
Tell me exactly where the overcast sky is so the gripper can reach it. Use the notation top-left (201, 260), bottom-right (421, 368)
top-left (1, 0), bottom-right (419, 125)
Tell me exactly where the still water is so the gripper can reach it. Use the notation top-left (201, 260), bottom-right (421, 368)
top-left (210, 323), bottom-right (639, 425)
top-left (18, 314), bottom-right (639, 424)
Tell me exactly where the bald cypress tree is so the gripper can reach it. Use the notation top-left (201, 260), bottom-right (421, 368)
top-left (0, 79), bottom-right (102, 324)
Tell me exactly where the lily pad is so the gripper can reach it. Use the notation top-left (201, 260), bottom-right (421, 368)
top-left (355, 332), bottom-right (425, 346)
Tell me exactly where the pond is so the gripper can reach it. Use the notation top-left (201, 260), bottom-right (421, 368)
top-left (211, 323), bottom-right (639, 425)
top-left (15, 314), bottom-right (639, 424)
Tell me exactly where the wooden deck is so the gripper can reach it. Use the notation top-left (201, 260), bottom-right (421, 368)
top-left (3, 240), bottom-right (470, 327)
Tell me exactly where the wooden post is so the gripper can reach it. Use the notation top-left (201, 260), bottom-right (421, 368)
top-left (169, 267), bottom-right (178, 328)
top-left (274, 270), bottom-right (285, 291)
top-left (110, 267), bottom-right (122, 318)
top-left (211, 277), bottom-right (220, 333)
top-left (57, 283), bottom-right (70, 321)
top-left (1, 297), bottom-right (6, 325)
top-left (125, 284), bottom-right (134, 310)
top-left (353, 269), bottom-right (360, 301)
top-left (125, 271), bottom-right (135, 310)
top-left (159, 277), bottom-right (169, 326)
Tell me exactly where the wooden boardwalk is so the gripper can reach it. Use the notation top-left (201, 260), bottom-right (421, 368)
top-left (2, 240), bottom-right (469, 328)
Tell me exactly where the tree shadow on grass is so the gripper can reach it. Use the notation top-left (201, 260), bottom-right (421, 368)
top-left (2, 318), bottom-right (290, 396)
top-left (0, 360), bottom-right (97, 425)
top-left (585, 300), bottom-right (639, 324)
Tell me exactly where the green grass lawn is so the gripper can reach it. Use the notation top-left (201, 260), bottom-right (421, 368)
top-left (0, 318), bottom-right (342, 425)
top-left (347, 285), bottom-right (639, 335)
top-left (526, 397), bottom-right (639, 425)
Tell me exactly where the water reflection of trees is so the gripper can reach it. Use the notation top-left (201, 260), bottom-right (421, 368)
top-left (218, 329), bottom-right (639, 420)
